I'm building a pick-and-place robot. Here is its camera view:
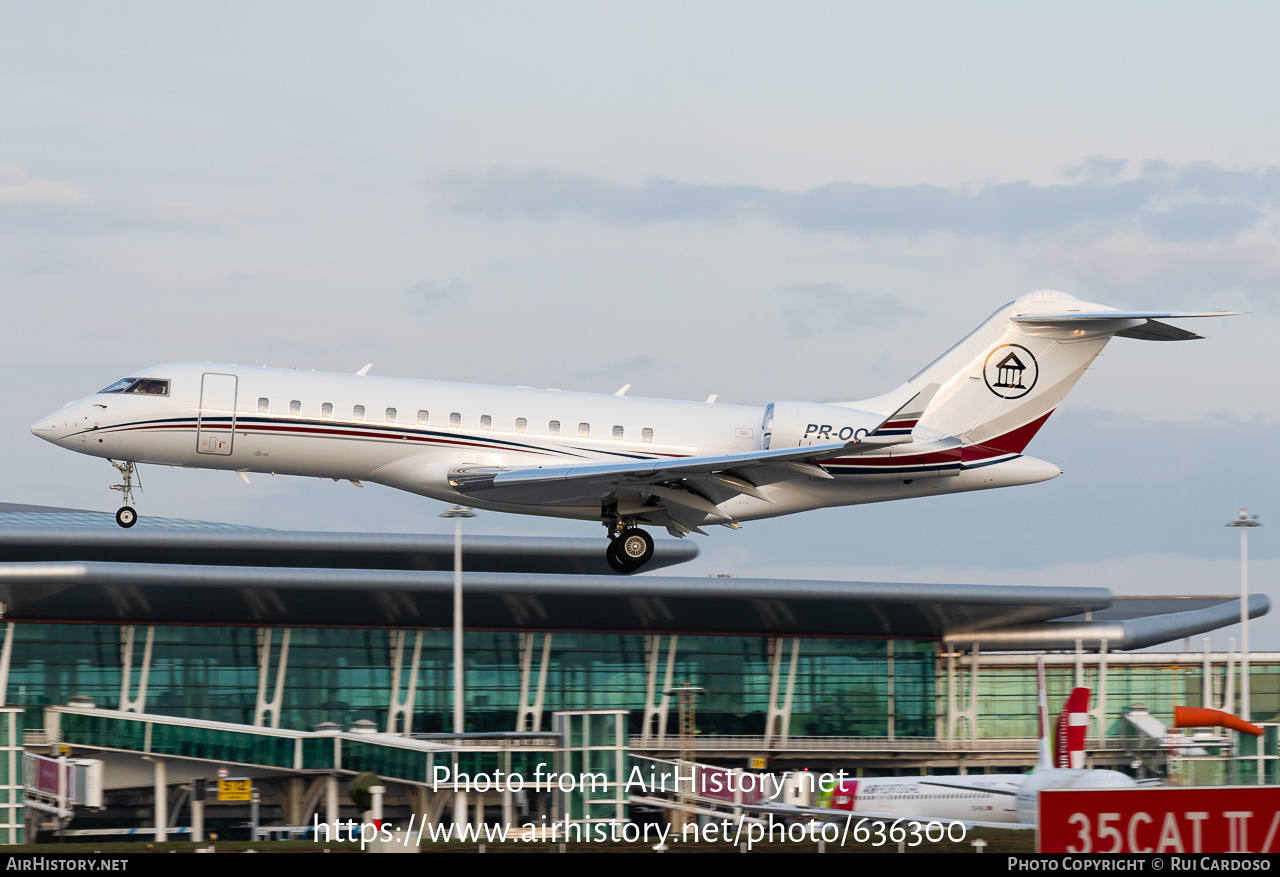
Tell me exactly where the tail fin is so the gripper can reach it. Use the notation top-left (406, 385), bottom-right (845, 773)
top-left (907, 290), bottom-right (1235, 452)
top-left (1055, 687), bottom-right (1091, 769)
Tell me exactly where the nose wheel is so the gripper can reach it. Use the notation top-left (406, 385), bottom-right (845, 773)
top-left (109, 460), bottom-right (141, 529)
top-left (605, 526), bottom-right (654, 574)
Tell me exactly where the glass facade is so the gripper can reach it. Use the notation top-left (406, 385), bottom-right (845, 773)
top-left (964, 659), bottom-right (1280, 741)
top-left (7, 620), bottom-right (1280, 752)
top-left (5, 624), bottom-right (937, 738)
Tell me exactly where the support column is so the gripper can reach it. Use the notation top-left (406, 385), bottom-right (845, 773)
top-left (191, 797), bottom-right (204, 843)
top-left (325, 775), bottom-right (340, 827)
top-left (1092, 640), bottom-right (1109, 743)
top-left (1203, 638), bottom-right (1215, 709)
top-left (886, 640), bottom-right (895, 740)
top-left (641, 635), bottom-right (678, 746)
top-left (946, 645), bottom-right (980, 741)
top-left (0, 623), bottom-right (13, 707)
top-left (1225, 638), bottom-right (1237, 716)
top-left (453, 789), bottom-right (468, 832)
top-left (1074, 639), bottom-right (1085, 688)
top-left (119, 626), bottom-right (155, 713)
top-left (516, 633), bottom-right (552, 733)
top-left (387, 630), bottom-right (423, 735)
top-left (145, 757), bottom-right (167, 843)
top-left (764, 638), bottom-right (800, 748)
top-left (254, 628), bottom-right (291, 728)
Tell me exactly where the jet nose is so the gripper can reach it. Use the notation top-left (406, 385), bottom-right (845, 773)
top-left (32, 403), bottom-right (81, 444)
top-left (31, 417), bottom-right (61, 439)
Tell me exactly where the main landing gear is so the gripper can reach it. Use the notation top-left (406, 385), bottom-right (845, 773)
top-left (109, 460), bottom-right (140, 529)
top-left (605, 524), bottom-right (655, 574)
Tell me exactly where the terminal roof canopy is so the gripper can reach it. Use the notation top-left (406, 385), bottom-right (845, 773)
top-left (0, 503), bottom-right (1264, 648)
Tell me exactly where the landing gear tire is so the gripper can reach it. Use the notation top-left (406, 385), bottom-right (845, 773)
top-left (115, 506), bottom-right (138, 528)
top-left (606, 539), bottom-right (634, 574)
top-left (618, 528), bottom-right (654, 566)
top-left (605, 527), bottom-right (654, 573)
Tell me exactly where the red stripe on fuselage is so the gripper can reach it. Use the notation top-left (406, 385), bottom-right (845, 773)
top-left (818, 409), bottom-right (1056, 468)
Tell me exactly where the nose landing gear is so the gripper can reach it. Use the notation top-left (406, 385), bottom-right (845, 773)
top-left (109, 460), bottom-right (140, 529)
top-left (605, 523), bottom-right (654, 574)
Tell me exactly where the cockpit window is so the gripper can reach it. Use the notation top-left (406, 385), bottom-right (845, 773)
top-left (99, 378), bottom-right (170, 396)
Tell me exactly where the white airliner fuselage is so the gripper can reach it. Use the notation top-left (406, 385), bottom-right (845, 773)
top-left (32, 290), bottom-right (1233, 571)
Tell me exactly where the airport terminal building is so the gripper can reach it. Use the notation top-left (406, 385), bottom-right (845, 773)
top-left (0, 501), bottom-right (1272, 840)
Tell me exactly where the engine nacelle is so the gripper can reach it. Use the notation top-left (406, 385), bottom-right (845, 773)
top-left (760, 401), bottom-right (886, 449)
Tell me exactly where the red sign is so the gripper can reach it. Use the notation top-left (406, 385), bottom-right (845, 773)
top-left (34, 758), bottom-right (65, 796)
top-left (1040, 786), bottom-right (1280, 853)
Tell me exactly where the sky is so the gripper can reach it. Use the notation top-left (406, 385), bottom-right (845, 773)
top-left (2, 2), bottom-right (1278, 648)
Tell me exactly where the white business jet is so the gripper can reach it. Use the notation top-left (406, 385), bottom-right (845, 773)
top-left (32, 290), bottom-right (1232, 573)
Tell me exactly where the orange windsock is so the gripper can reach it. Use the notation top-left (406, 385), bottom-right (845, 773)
top-left (1174, 706), bottom-right (1263, 736)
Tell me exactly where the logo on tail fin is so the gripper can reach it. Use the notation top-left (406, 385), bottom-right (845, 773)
top-left (983, 343), bottom-right (1039, 399)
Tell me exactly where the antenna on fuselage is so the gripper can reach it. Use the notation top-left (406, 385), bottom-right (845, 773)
top-left (356, 364), bottom-right (373, 376)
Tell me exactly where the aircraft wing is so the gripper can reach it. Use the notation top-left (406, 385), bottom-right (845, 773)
top-left (448, 435), bottom-right (911, 535)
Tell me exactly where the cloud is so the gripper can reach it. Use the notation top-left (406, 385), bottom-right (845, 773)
top-left (428, 160), bottom-right (1280, 245)
top-left (407, 278), bottom-right (471, 313)
top-left (777, 284), bottom-right (923, 339)
top-left (578, 354), bottom-right (656, 387)
top-left (1041, 233), bottom-right (1280, 295)
top-left (0, 163), bottom-right (89, 209)
top-left (0, 161), bottom-right (226, 237)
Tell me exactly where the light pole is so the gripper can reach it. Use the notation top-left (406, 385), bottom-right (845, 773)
top-left (440, 504), bottom-right (475, 828)
top-left (1227, 509), bottom-right (1260, 722)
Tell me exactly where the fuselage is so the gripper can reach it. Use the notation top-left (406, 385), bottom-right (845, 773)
top-left (811, 767), bottom-right (1136, 827)
top-left (32, 362), bottom-right (1060, 526)
top-left (822, 776), bottom-right (1022, 824)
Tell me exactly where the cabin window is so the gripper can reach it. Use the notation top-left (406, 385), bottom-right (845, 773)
top-left (642, 427), bottom-right (654, 443)
top-left (257, 397), bottom-right (269, 414)
top-left (515, 417), bottom-right (527, 434)
top-left (417, 410), bottom-right (429, 425)
top-left (99, 378), bottom-right (170, 396)
top-left (289, 400), bottom-right (301, 416)
top-left (321, 402), bottom-right (333, 419)
top-left (548, 420), bottom-right (560, 436)
top-left (385, 407), bottom-right (397, 423)
top-left (480, 414), bottom-right (492, 431)
top-left (578, 423), bottom-right (590, 439)
top-left (353, 405), bottom-right (365, 421)
top-left (449, 412), bottom-right (461, 428)
top-left (611, 425), bottom-right (624, 441)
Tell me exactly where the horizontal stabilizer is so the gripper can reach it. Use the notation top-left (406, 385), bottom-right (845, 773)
top-left (1011, 310), bottom-right (1239, 322)
top-left (1115, 320), bottom-right (1203, 341)
top-left (1011, 310), bottom-right (1238, 342)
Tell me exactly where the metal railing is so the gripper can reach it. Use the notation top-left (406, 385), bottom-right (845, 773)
top-left (630, 735), bottom-right (1133, 753)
